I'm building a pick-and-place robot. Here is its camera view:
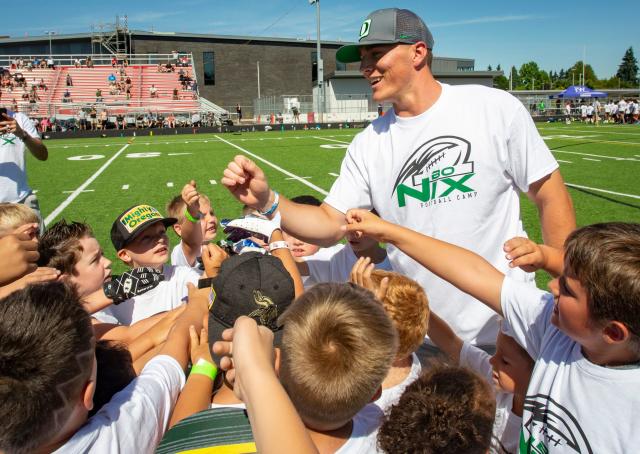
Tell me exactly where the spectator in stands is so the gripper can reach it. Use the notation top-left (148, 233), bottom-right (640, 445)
top-left (14, 73), bottom-right (26, 89)
top-left (108, 73), bottom-right (116, 83)
top-left (39, 58), bottom-right (47, 69)
top-left (125, 75), bottom-right (132, 87)
top-left (111, 56), bottom-right (117, 67)
top-left (125, 85), bottom-right (131, 100)
top-left (172, 88), bottom-right (179, 100)
top-left (38, 79), bottom-right (47, 91)
top-left (62, 90), bottom-right (72, 103)
top-left (66, 73), bottom-right (73, 87)
top-left (86, 56), bottom-right (94, 68)
top-left (165, 62), bottom-right (175, 73)
top-left (74, 58), bottom-right (81, 68)
top-left (11, 99), bottom-right (18, 112)
top-left (149, 85), bottom-right (158, 98)
top-left (236, 104), bottom-right (242, 122)
top-left (40, 117), bottom-right (50, 133)
top-left (78, 109), bottom-right (87, 130)
top-left (25, 59), bottom-right (33, 71)
top-left (167, 113), bottom-right (176, 128)
top-left (46, 57), bottom-right (54, 69)
top-left (123, 58), bottom-right (129, 67)
top-left (157, 63), bottom-right (165, 73)
top-left (95, 88), bottom-right (103, 103)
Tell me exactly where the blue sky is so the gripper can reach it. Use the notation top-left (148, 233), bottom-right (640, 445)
top-left (5, 0), bottom-right (640, 79)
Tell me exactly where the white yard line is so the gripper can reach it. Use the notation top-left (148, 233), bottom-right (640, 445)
top-left (214, 135), bottom-right (329, 196)
top-left (44, 143), bottom-right (130, 226)
top-left (167, 182), bottom-right (174, 187)
top-left (551, 149), bottom-right (639, 161)
top-left (556, 160), bottom-right (573, 164)
top-left (566, 183), bottom-right (640, 200)
top-left (329, 172), bottom-right (340, 177)
top-left (582, 158), bottom-right (601, 162)
top-left (122, 184), bottom-right (129, 190)
top-left (540, 126), bottom-right (640, 137)
top-left (209, 179), bottom-right (217, 185)
top-left (313, 136), bottom-right (352, 145)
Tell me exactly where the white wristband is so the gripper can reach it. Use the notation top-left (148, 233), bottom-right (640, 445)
top-left (268, 241), bottom-right (289, 252)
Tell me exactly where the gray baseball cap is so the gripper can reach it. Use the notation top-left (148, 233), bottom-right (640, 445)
top-left (336, 8), bottom-right (435, 64)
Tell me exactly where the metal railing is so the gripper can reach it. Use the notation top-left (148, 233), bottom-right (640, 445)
top-left (0, 53), bottom-right (193, 68)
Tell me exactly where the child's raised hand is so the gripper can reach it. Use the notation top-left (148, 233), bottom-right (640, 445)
top-left (221, 155), bottom-right (272, 210)
top-left (201, 243), bottom-right (229, 278)
top-left (212, 316), bottom-right (276, 402)
top-left (181, 179), bottom-right (200, 213)
top-left (503, 237), bottom-right (546, 272)
top-left (349, 256), bottom-right (389, 301)
top-left (189, 313), bottom-right (213, 365)
top-left (344, 209), bottom-right (390, 243)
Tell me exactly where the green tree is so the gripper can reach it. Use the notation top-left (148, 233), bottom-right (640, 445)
top-left (496, 63), bottom-right (502, 71)
top-left (518, 61), bottom-right (542, 89)
top-left (616, 47), bottom-right (638, 85)
top-left (566, 61), bottom-right (598, 87)
top-left (494, 74), bottom-right (509, 90)
top-left (487, 64), bottom-right (493, 71)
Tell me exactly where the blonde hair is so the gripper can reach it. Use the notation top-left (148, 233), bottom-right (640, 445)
top-left (370, 270), bottom-right (429, 360)
top-left (280, 283), bottom-right (397, 429)
top-left (0, 203), bottom-right (39, 235)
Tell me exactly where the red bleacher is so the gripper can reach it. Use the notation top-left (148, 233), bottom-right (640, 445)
top-left (2, 63), bottom-right (200, 117)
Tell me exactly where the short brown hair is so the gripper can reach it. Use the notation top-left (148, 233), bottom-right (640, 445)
top-left (370, 270), bottom-right (429, 359)
top-left (377, 365), bottom-right (495, 454)
top-left (0, 203), bottom-right (39, 234)
top-left (166, 195), bottom-right (187, 224)
top-left (564, 222), bottom-right (640, 342)
top-left (0, 283), bottom-right (94, 453)
top-left (37, 220), bottom-right (93, 274)
top-left (279, 283), bottom-right (397, 429)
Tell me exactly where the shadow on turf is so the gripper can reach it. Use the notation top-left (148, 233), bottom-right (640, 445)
top-left (568, 187), bottom-right (640, 211)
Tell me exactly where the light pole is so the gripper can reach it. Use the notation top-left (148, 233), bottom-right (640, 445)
top-left (309, 0), bottom-right (323, 123)
top-left (44, 31), bottom-right (55, 57)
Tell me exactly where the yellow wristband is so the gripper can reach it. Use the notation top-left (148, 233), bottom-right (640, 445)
top-left (190, 358), bottom-right (217, 381)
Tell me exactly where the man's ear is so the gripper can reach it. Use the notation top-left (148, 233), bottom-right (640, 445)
top-left (412, 42), bottom-right (429, 69)
top-left (117, 249), bottom-right (133, 266)
top-left (602, 321), bottom-right (630, 344)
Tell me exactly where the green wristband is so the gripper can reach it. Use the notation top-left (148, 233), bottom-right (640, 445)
top-left (184, 208), bottom-right (201, 223)
top-left (190, 358), bottom-right (218, 381)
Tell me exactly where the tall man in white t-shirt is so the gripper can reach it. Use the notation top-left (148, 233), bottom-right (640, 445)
top-left (0, 108), bottom-right (48, 228)
top-left (221, 8), bottom-right (575, 351)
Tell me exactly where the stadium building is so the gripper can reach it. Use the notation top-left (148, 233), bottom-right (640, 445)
top-left (0, 21), bottom-right (501, 122)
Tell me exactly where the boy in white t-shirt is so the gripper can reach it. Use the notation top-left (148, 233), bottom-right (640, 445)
top-left (346, 210), bottom-right (640, 453)
top-left (167, 181), bottom-right (218, 269)
top-left (0, 280), bottom-right (210, 454)
top-left (94, 204), bottom-right (206, 325)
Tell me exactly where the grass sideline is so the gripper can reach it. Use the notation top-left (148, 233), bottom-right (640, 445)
top-left (27, 123), bottom-right (640, 286)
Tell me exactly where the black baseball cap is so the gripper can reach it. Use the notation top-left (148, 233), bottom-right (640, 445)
top-left (110, 204), bottom-right (177, 251)
top-left (336, 8), bottom-right (435, 63)
top-left (207, 252), bottom-right (295, 364)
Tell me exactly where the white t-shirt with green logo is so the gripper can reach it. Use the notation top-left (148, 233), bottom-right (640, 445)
top-left (325, 83), bottom-right (558, 346)
top-left (0, 111), bottom-right (40, 202)
top-left (501, 277), bottom-right (640, 453)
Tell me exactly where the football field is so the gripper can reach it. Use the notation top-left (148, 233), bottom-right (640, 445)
top-left (28, 123), bottom-right (640, 282)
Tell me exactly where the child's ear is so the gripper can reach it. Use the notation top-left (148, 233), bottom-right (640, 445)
top-left (370, 386), bottom-right (382, 403)
top-left (83, 356), bottom-right (98, 411)
top-left (173, 223), bottom-right (182, 236)
top-left (602, 321), bottom-right (630, 344)
top-left (117, 249), bottom-right (133, 266)
top-left (274, 347), bottom-right (281, 376)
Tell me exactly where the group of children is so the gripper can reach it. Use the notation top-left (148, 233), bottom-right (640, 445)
top-left (0, 173), bottom-right (639, 453)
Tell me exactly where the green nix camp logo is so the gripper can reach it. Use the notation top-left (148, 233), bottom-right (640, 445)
top-left (1, 135), bottom-right (17, 145)
top-left (392, 136), bottom-right (476, 208)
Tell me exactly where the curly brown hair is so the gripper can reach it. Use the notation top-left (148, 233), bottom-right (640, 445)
top-left (370, 270), bottom-right (429, 360)
top-left (377, 365), bottom-right (495, 454)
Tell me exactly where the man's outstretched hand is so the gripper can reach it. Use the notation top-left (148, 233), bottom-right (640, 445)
top-left (221, 155), bottom-right (272, 211)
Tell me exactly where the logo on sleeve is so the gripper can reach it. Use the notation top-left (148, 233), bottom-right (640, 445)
top-left (392, 136), bottom-right (477, 208)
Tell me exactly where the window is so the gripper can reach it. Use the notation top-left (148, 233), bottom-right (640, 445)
top-left (311, 51), bottom-right (318, 82)
top-left (336, 58), bottom-right (346, 72)
top-left (203, 51), bottom-right (215, 86)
